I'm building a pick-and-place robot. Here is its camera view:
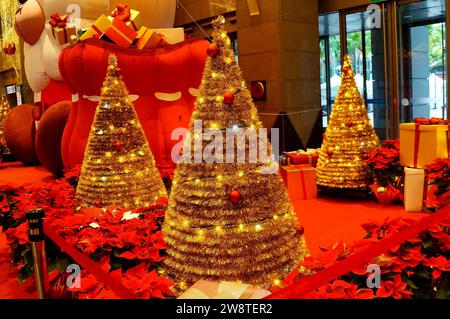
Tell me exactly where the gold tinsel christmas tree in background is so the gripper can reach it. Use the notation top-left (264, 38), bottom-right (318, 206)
top-left (76, 54), bottom-right (167, 208)
top-left (163, 17), bottom-right (306, 290)
top-left (316, 55), bottom-right (379, 189)
top-left (0, 94), bottom-right (11, 155)
top-left (0, 0), bottom-right (19, 55)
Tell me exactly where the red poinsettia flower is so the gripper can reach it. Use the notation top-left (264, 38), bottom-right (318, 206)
top-left (422, 256), bottom-right (450, 273)
top-left (0, 183), bottom-right (19, 192)
top-left (121, 264), bottom-right (174, 299)
top-left (376, 275), bottom-right (413, 299)
top-left (299, 242), bottom-right (348, 271)
top-left (5, 222), bottom-right (29, 245)
top-left (308, 280), bottom-right (375, 299)
top-left (0, 197), bottom-right (10, 213)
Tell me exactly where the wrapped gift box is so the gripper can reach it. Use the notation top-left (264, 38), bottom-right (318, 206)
top-left (53, 24), bottom-right (77, 45)
top-left (404, 167), bottom-right (425, 212)
top-left (285, 149), bottom-right (320, 167)
top-left (134, 27), bottom-right (168, 49)
top-left (280, 164), bottom-right (317, 201)
top-left (400, 123), bottom-right (449, 169)
top-left (104, 17), bottom-right (137, 48)
top-left (178, 280), bottom-right (271, 299)
top-left (79, 15), bottom-right (112, 41)
top-left (49, 13), bottom-right (77, 45)
top-left (149, 28), bottom-right (185, 44)
top-left (110, 4), bottom-right (142, 31)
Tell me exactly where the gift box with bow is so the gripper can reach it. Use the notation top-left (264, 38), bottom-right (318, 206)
top-left (79, 15), bottom-right (112, 41)
top-left (49, 13), bottom-right (76, 45)
top-left (400, 117), bottom-right (450, 169)
top-left (280, 164), bottom-right (317, 201)
top-left (110, 4), bottom-right (142, 32)
top-left (178, 280), bottom-right (272, 299)
top-left (285, 149), bottom-right (320, 167)
top-left (134, 27), bottom-right (169, 50)
top-left (102, 17), bottom-right (137, 48)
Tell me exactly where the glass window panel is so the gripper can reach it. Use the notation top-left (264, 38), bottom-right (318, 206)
top-left (398, 0), bottom-right (447, 122)
top-left (319, 12), bottom-right (341, 128)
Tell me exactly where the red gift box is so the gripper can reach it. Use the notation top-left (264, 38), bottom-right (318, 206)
top-left (104, 17), bottom-right (137, 48)
top-left (280, 164), bottom-right (317, 200)
top-left (285, 150), bottom-right (319, 167)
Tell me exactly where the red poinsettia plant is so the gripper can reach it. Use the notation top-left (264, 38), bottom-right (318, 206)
top-left (0, 168), bottom-right (175, 299)
top-left (276, 216), bottom-right (450, 299)
top-left (365, 139), bottom-right (403, 204)
top-left (424, 158), bottom-right (450, 211)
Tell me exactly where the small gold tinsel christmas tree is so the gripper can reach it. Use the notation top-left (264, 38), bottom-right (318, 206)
top-left (0, 94), bottom-right (11, 155)
top-left (76, 54), bottom-right (167, 208)
top-left (163, 17), bottom-right (306, 290)
top-left (316, 55), bottom-right (380, 189)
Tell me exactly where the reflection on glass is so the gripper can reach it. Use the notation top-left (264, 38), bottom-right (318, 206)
top-left (398, 0), bottom-right (447, 122)
top-left (319, 12), bottom-right (341, 128)
top-left (346, 8), bottom-right (389, 140)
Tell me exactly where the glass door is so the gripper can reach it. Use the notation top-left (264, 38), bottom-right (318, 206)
top-left (319, 12), bottom-right (341, 128)
top-left (345, 6), bottom-right (390, 140)
top-left (397, 0), bottom-right (447, 122)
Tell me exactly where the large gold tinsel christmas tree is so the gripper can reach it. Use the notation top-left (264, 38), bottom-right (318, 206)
top-left (76, 54), bottom-right (167, 208)
top-left (316, 55), bottom-right (379, 189)
top-left (0, 94), bottom-right (11, 155)
top-left (163, 17), bottom-right (306, 290)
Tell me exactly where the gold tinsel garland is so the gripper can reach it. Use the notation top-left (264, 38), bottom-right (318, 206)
top-left (0, 0), bottom-right (19, 53)
top-left (0, 94), bottom-right (11, 155)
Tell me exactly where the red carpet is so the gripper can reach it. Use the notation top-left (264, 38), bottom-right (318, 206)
top-left (0, 162), bottom-right (55, 185)
top-left (0, 164), bottom-right (425, 298)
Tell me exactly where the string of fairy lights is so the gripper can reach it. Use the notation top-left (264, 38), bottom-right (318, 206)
top-left (162, 16), bottom-right (306, 291)
top-left (76, 54), bottom-right (167, 208)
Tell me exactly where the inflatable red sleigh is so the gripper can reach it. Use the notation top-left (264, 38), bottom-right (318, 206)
top-left (59, 37), bottom-right (209, 170)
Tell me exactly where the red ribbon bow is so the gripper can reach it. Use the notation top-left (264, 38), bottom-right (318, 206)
top-left (110, 4), bottom-right (131, 22)
top-left (412, 117), bottom-right (450, 167)
top-left (414, 117), bottom-right (450, 125)
top-left (3, 42), bottom-right (16, 55)
top-left (49, 13), bottom-right (68, 28)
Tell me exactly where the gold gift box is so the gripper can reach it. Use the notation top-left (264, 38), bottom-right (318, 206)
top-left (399, 123), bottom-right (449, 169)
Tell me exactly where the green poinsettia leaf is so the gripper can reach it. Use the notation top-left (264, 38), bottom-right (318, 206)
top-left (422, 239), bottom-right (433, 248)
top-left (403, 277), bottom-right (419, 290)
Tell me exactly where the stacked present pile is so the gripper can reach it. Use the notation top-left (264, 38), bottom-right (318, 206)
top-left (279, 149), bottom-right (319, 201)
top-left (399, 117), bottom-right (450, 212)
top-left (48, 4), bottom-right (178, 49)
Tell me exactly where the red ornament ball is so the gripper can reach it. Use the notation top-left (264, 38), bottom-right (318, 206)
top-left (326, 150), bottom-right (333, 157)
top-left (343, 67), bottom-right (350, 75)
top-left (223, 92), bottom-right (235, 104)
top-left (94, 199), bottom-right (102, 208)
top-left (346, 121), bottom-right (354, 128)
top-left (207, 44), bottom-right (219, 57)
top-left (228, 189), bottom-right (242, 205)
top-left (114, 140), bottom-right (124, 151)
top-left (295, 225), bottom-right (305, 236)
